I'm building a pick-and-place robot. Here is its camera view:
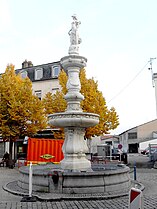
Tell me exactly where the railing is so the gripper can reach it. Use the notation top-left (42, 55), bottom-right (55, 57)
top-left (91, 153), bottom-right (128, 164)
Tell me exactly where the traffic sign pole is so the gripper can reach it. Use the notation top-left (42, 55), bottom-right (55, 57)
top-left (118, 144), bottom-right (123, 163)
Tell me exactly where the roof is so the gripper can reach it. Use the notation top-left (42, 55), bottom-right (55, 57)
top-left (101, 135), bottom-right (119, 140)
top-left (16, 61), bottom-right (61, 82)
top-left (119, 118), bottom-right (157, 135)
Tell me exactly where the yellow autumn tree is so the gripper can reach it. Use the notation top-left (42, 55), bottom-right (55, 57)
top-left (43, 69), bottom-right (119, 139)
top-left (42, 91), bottom-right (66, 139)
top-left (79, 69), bottom-right (119, 138)
top-left (0, 64), bottom-right (47, 158)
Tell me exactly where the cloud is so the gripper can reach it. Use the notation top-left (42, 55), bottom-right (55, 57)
top-left (0, 1), bottom-right (11, 32)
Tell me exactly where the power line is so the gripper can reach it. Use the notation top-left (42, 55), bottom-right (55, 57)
top-left (108, 61), bottom-right (149, 103)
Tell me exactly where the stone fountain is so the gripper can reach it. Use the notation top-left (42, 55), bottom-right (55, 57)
top-left (13, 15), bottom-right (131, 198)
top-left (49, 14), bottom-right (99, 171)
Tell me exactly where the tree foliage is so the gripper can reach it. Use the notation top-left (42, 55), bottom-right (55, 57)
top-left (0, 64), bottom-right (47, 146)
top-left (79, 69), bottom-right (119, 138)
top-left (43, 69), bottom-right (119, 139)
top-left (42, 91), bottom-right (66, 139)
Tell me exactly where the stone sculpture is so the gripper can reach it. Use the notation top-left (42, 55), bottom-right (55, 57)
top-left (68, 14), bottom-right (82, 55)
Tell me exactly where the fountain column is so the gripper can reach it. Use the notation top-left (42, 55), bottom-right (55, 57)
top-left (49, 15), bottom-right (99, 171)
top-left (60, 55), bottom-right (90, 171)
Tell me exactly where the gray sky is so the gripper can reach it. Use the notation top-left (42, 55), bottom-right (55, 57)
top-left (0, 0), bottom-right (157, 134)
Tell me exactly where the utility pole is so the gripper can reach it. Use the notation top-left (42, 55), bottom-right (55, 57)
top-left (148, 57), bottom-right (156, 87)
top-left (149, 57), bottom-right (157, 116)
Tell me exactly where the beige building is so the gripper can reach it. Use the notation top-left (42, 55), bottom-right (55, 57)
top-left (119, 119), bottom-right (157, 153)
top-left (16, 60), bottom-right (61, 99)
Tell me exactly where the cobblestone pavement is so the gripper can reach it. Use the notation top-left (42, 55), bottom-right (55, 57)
top-left (0, 167), bottom-right (22, 202)
top-left (1, 155), bottom-right (157, 208)
top-left (0, 198), bottom-right (128, 209)
top-left (0, 196), bottom-right (157, 209)
top-left (130, 167), bottom-right (157, 196)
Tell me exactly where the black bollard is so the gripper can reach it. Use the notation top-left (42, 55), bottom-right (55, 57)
top-left (134, 161), bottom-right (137, 181)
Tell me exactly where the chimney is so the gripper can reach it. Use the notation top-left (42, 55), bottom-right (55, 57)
top-left (28, 61), bottom-right (33, 67)
top-left (22, 60), bottom-right (33, 68)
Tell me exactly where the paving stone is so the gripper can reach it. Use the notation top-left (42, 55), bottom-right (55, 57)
top-left (10, 202), bottom-right (18, 209)
top-left (1, 197), bottom-right (157, 209)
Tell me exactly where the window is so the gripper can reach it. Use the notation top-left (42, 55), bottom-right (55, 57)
top-left (52, 66), bottom-right (60, 78)
top-left (52, 88), bottom-right (59, 94)
top-left (35, 68), bottom-right (43, 80)
top-left (20, 71), bottom-right (27, 79)
top-left (128, 132), bottom-right (137, 139)
top-left (35, 90), bottom-right (42, 100)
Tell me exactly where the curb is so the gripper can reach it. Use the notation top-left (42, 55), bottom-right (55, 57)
top-left (3, 180), bottom-right (144, 201)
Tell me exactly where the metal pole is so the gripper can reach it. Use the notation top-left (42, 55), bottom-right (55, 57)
top-left (110, 146), bottom-right (112, 161)
top-left (134, 161), bottom-right (136, 181)
top-left (148, 57), bottom-right (156, 87)
top-left (119, 153), bottom-right (121, 163)
top-left (29, 162), bottom-right (32, 198)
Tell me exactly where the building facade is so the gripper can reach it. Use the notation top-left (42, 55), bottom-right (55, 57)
top-left (119, 119), bottom-right (157, 153)
top-left (16, 60), bottom-right (61, 99)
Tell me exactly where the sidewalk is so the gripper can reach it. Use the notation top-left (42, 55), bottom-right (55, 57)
top-left (128, 153), bottom-right (154, 168)
top-left (0, 167), bottom-right (21, 202)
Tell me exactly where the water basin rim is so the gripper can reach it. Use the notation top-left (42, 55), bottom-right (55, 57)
top-left (49, 112), bottom-right (99, 117)
top-left (19, 165), bottom-right (130, 176)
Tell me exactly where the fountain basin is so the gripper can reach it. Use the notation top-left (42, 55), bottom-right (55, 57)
top-left (49, 112), bottom-right (99, 128)
top-left (18, 164), bottom-right (131, 195)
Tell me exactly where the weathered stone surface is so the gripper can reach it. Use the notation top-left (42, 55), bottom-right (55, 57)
top-left (18, 164), bottom-right (131, 195)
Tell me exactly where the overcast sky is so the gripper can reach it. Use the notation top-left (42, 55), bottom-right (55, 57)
top-left (0, 0), bottom-right (157, 134)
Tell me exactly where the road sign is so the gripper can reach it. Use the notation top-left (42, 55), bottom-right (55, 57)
top-left (129, 187), bottom-right (143, 209)
top-left (118, 144), bottom-right (123, 149)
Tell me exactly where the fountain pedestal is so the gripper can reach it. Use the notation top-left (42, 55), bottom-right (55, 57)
top-left (61, 127), bottom-right (91, 171)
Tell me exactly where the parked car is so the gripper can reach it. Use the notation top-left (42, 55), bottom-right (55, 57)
top-left (141, 147), bottom-right (149, 155)
top-left (141, 147), bottom-right (157, 155)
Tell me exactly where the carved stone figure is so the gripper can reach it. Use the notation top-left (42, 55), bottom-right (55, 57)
top-left (68, 14), bottom-right (82, 54)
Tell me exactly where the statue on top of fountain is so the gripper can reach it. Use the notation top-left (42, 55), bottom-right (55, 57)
top-left (68, 14), bottom-right (82, 55)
